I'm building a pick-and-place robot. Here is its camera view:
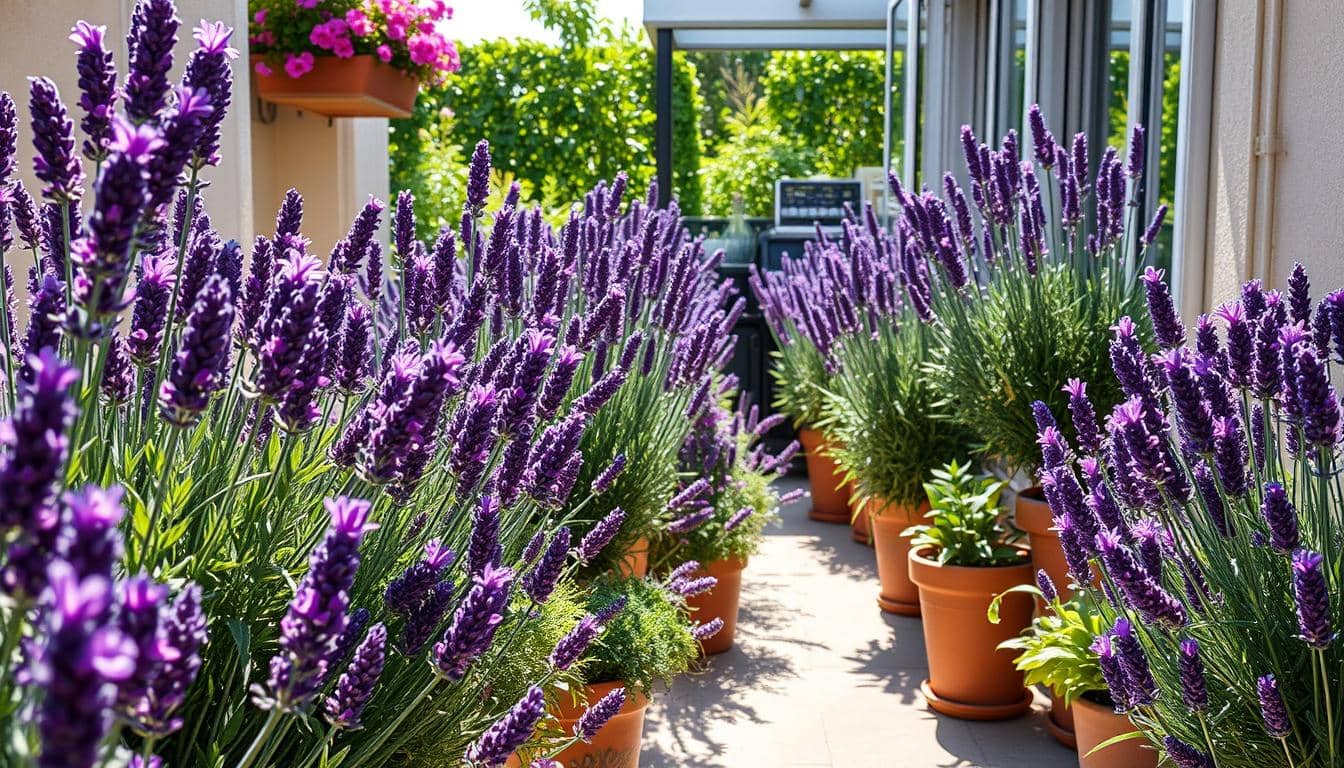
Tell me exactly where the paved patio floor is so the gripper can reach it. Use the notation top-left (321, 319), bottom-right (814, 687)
top-left (641, 477), bottom-right (1079, 768)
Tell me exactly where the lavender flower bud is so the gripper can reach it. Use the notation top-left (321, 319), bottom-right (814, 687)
top-left (1288, 262), bottom-right (1311, 324)
top-left (550, 614), bottom-right (600, 670)
top-left (1178, 638), bottom-right (1208, 711)
top-left (1164, 737), bottom-right (1213, 768)
top-left (592, 454), bottom-right (627, 494)
top-left (1192, 461), bottom-right (1233, 537)
top-left (1217, 302), bottom-right (1254, 388)
top-left (724, 507), bottom-right (754, 532)
top-left (467, 140), bottom-right (491, 210)
top-left (577, 687), bottom-right (626, 741)
top-left (1294, 342), bottom-right (1340, 446)
top-left (181, 21), bottom-right (235, 166)
top-left (434, 565), bottom-right (513, 681)
top-left (1143, 267), bottom-right (1184, 349)
top-left (324, 622), bottom-right (386, 730)
top-left (1260, 483), bottom-right (1299, 553)
top-left (1257, 674), bottom-right (1291, 739)
top-left (1291, 549), bottom-right (1334, 648)
top-left (1062, 379), bottom-right (1102, 454)
top-left (694, 617), bottom-right (725, 641)
top-left (1112, 617), bottom-right (1157, 706)
top-left (69, 21), bottom-right (118, 160)
top-left (1036, 570), bottom-right (1057, 603)
top-left (467, 496), bottom-right (502, 576)
top-left (577, 508), bottom-right (625, 564)
top-left (28, 77), bottom-right (85, 201)
top-left (467, 686), bottom-right (546, 767)
top-left (158, 275), bottom-right (232, 426)
top-left (335, 303), bottom-right (373, 394)
top-left (1096, 530), bottom-right (1186, 628)
top-left (523, 528), bottom-right (570, 604)
top-left (124, 0), bottom-right (179, 122)
top-left (1091, 634), bottom-right (1129, 712)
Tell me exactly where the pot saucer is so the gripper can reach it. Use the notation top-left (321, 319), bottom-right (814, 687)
top-left (919, 679), bottom-right (1033, 721)
top-left (876, 594), bottom-right (921, 616)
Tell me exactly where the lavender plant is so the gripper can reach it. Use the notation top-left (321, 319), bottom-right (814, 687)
top-left (0, 4), bottom-right (730, 766)
top-left (1034, 262), bottom-right (1343, 767)
top-left (651, 387), bottom-right (798, 568)
top-left (898, 107), bottom-right (1154, 476)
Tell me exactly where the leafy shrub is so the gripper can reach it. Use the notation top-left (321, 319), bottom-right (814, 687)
top-left (905, 462), bottom-right (1026, 567)
top-left (580, 576), bottom-right (699, 698)
top-left (760, 50), bottom-right (890, 178)
top-left (991, 586), bottom-right (1108, 707)
top-left (391, 31), bottom-right (703, 236)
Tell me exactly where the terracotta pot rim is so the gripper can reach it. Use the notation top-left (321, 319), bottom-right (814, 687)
top-left (1013, 485), bottom-right (1059, 536)
top-left (701, 556), bottom-right (748, 571)
top-left (909, 546), bottom-right (1033, 594)
top-left (554, 679), bottom-right (649, 721)
top-left (864, 497), bottom-right (929, 518)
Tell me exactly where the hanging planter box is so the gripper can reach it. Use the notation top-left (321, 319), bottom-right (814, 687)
top-left (252, 54), bottom-right (419, 118)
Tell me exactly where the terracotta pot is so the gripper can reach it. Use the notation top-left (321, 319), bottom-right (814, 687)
top-left (252, 54), bottom-right (419, 118)
top-left (616, 536), bottom-right (650, 578)
top-left (1015, 486), bottom-right (1074, 599)
top-left (685, 557), bottom-right (747, 654)
top-left (797, 428), bottom-right (852, 524)
top-left (850, 494), bottom-right (873, 545)
top-left (909, 547), bottom-right (1035, 720)
top-left (1073, 693), bottom-right (1157, 768)
top-left (1046, 692), bottom-right (1077, 749)
top-left (506, 680), bottom-right (650, 768)
top-left (869, 499), bottom-right (929, 616)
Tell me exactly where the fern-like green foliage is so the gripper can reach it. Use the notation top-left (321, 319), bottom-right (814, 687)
top-left (396, 586), bottom-right (588, 766)
top-left (991, 586), bottom-right (1108, 707)
top-left (580, 576), bottom-right (699, 698)
top-left (905, 461), bottom-right (1026, 567)
top-left (825, 314), bottom-right (972, 507)
top-left (928, 263), bottom-right (1145, 477)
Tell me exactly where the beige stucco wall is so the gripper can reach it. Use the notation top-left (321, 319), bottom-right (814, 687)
top-left (1200, 1), bottom-right (1344, 310)
top-left (0, 0), bottom-right (254, 245)
top-left (249, 101), bottom-right (390, 256)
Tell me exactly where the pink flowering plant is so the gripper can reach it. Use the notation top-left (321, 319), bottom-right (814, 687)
top-left (249, 0), bottom-right (460, 84)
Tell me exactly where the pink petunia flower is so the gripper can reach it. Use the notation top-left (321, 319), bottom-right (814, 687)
top-left (253, 8), bottom-right (267, 24)
top-left (332, 37), bottom-right (355, 58)
top-left (406, 32), bottom-right (440, 66)
top-left (345, 8), bottom-right (374, 37)
top-left (296, 0), bottom-right (321, 8)
top-left (255, 60), bottom-right (274, 77)
top-left (284, 51), bottom-right (315, 78)
top-left (376, 44), bottom-right (393, 62)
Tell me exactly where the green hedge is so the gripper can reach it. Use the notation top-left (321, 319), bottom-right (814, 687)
top-left (391, 32), bottom-right (702, 235)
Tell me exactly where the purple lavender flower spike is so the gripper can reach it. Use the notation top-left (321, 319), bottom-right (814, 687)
top-left (577, 687), bottom-right (626, 741)
top-left (136, 583), bottom-right (207, 735)
top-left (1287, 262), bottom-right (1311, 324)
top-left (0, 92), bottom-right (16, 186)
top-left (1294, 342), bottom-right (1340, 447)
top-left (1062, 379), bottom-right (1102, 454)
top-left (1251, 404), bottom-right (1267, 469)
top-left (592, 454), bottom-right (627, 494)
top-left (1291, 549), bottom-right (1334, 648)
top-left (551, 614), bottom-right (601, 670)
top-left (335, 303), bottom-right (373, 394)
top-left (724, 507), bottom-right (754, 531)
top-left (1257, 674), bottom-right (1291, 739)
top-left (176, 225), bottom-right (219, 321)
top-left (467, 140), bottom-right (491, 210)
top-left (467, 685), bottom-right (546, 767)
top-left (1140, 204), bottom-right (1168, 248)
top-left (31, 562), bottom-right (136, 768)
top-left (1142, 267), bottom-right (1184, 349)
top-left (1260, 483), bottom-right (1299, 553)
top-left (573, 366), bottom-right (627, 416)
top-left (538, 344), bottom-right (582, 420)
top-left (28, 77), bottom-right (85, 202)
top-left (1160, 349), bottom-right (1213, 454)
top-left (1178, 638), bottom-right (1208, 711)
top-left (467, 495), bottom-right (502, 576)
top-left (125, 252), bottom-right (171, 365)
top-left (434, 564), bottom-right (513, 681)
top-left (69, 21), bottom-right (118, 160)
top-left (254, 251), bottom-right (322, 401)
top-left (159, 275), bottom-right (233, 426)
top-left (578, 508), bottom-right (626, 564)
top-left (1164, 737), bottom-right (1214, 768)
top-left (446, 384), bottom-right (500, 490)
top-left (667, 506), bottom-right (713, 534)
top-left (1096, 529), bottom-right (1187, 628)
top-left (1111, 617), bottom-right (1157, 706)
top-left (1313, 297), bottom-right (1333, 359)
top-left (257, 497), bottom-right (373, 711)
top-left (182, 21), bottom-right (236, 166)
top-left (1035, 570), bottom-right (1058, 604)
top-left (124, 0), bottom-right (179, 123)
top-left (324, 622), bottom-right (387, 730)
top-left (1252, 297), bottom-right (1284, 401)
top-left (393, 189), bottom-right (416, 260)
top-left (115, 576), bottom-right (168, 727)
top-left (1192, 461), bottom-right (1233, 537)
top-left (595, 596), bottom-right (627, 625)
top-left (274, 188), bottom-right (303, 242)
top-left (523, 528), bottom-right (570, 604)
top-left (101, 334), bottom-right (134, 405)
top-left (1091, 634), bottom-right (1129, 712)
top-left (144, 87), bottom-right (210, 212)
top-left (55, 485), bottom-right (123, 585)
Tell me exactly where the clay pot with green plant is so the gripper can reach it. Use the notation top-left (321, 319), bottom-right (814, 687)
top-left (823, 293), bottom-right (970, 609)
top-left (652, 392), bottom-right (791, 655)
top-left (513, 574), bottom-right (706, 768)
top-left (989, 573), bottom-right (1158, 767)
top-left (906, 462), bottom-right (1034, 720)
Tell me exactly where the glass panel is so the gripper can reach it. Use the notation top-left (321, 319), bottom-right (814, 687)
top-left (1150, 1), bottom-right (1185, 266)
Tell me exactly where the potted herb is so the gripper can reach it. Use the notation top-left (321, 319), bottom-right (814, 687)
top-left (523, 575), bottom-right (706, 767)
top-left (822, 235), bottom-right (971, 613)
top-left (751, 259), bottom-right (854, 526)
top-left (652, 394), bottom-right (795, 653)
top-left (906, 462), bottom-right (1034, 719)
top-left (1035, 263), bottom-right (1344, 767)
top-left (896, 107), bottom-right (1155, 598)
top-left (990, 579), bottom-right (1157, 766)
top-left (248, 0), bottom-right (460, 117)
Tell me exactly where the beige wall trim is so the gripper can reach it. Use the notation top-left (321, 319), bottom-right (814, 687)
top-left (1247, 0), bottom-right (1285, 286)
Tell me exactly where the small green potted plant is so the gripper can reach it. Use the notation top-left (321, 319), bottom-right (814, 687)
top-left (652, 395), bottom-right (792, 654)
top-left (990, 578), bottom-right (1158, 767)
top-left (522, 574), bottom-right (706, 767)
top-left (905, 461), bottom-right (1034, 720)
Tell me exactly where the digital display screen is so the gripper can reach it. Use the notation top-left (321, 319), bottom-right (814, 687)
top-left (776, 180), bottom-right (863, 226)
